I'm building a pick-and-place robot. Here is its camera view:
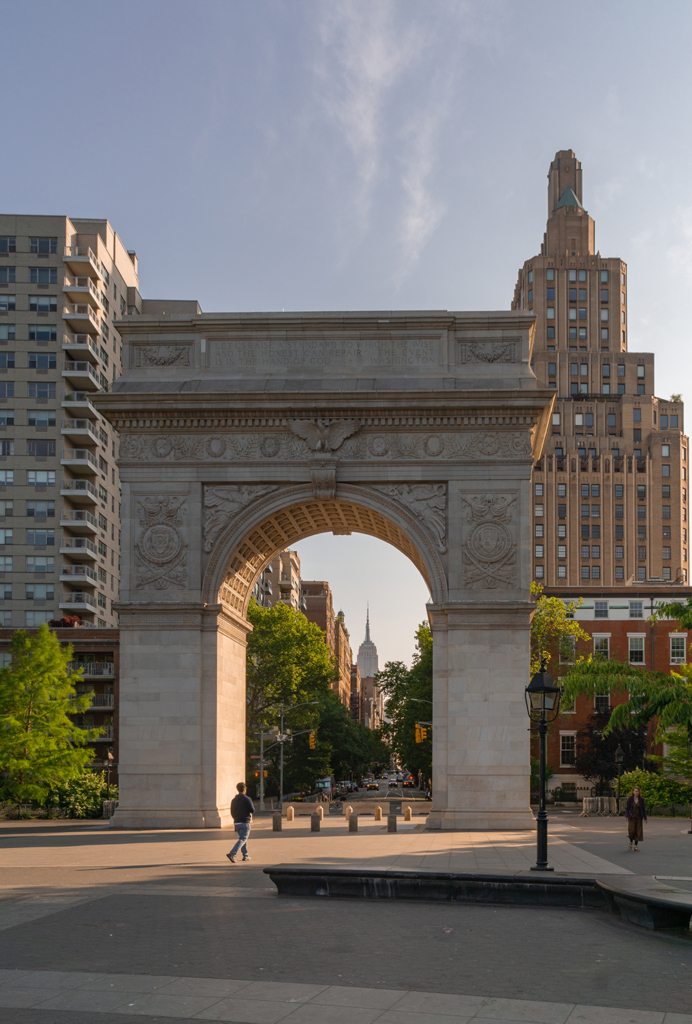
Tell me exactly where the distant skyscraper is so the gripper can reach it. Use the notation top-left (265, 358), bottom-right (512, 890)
top-left (357, 607), bottom-right (379, 679)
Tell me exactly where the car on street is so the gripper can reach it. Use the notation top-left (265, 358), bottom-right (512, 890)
top-left (366, 780), bottom-right (379, 791)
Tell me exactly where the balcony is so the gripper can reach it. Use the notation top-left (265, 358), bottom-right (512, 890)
top-left (60, 479), bottom-right (99, 504)
top-left (62, 334), bottom-right (99, 363)
top-left (63, 304), bottom-right (100, 334)
top-left (60, 509), bottom-right (98, 534)
top-left (92, 726), bottom-right (115, 741)
top-left (62, 392), bottom-right (98, 418)
top-left (63, 276), bottom-right (101, 307)
top-left (62, 360), bottom-right (101, 391)
top-left (67, 661), bottom-right (115, 679)
top-left (63, 245), bottom-right (100, 278)
top-left (60, 591), bottom-right (97, 610)
top-left (69, 691), bottom-right (114, 708)
top-left (59, 537), bottom-right (98, 561)
top-left (61, 448), bottom-right (99, 475)
top-left (60, 564), bottom-right (98, 586)
top-left (61, 418), bottom-right (99, 444)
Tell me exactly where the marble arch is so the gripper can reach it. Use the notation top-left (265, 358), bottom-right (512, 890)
top-left (98, 310), bottom-right (553, 830)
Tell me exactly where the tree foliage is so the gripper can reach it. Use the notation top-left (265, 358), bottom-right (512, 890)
top-left (530, 583), bottom-right (591, 676)
top-left (245, 601), bottom-right (389, 797)
top-left (619, 767), bottom-right (692, 810)
top-left (46, 770), bottom-right (118, 819)
top-left (377, 623), bottom-right (432, 783)
top-left (574, 709), bottom-right (650, 795)
top-left (0, 625), bottom-right (101, 807)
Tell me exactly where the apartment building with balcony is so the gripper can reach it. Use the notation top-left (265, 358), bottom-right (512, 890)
top-left (0, 214), bottom-right (199, 629)
top-left (511, 152), bottom-right (689, 589)
top-left (0, 625), bottom-right (120, 779)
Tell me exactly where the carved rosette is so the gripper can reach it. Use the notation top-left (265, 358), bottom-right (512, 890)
top-left (135, 495), bottom-right (187, 590)
top-left (204, 485), bottom-right (278, 553)
top-left (461, 493), bottom-right (517, 589)
top-left (372, 484), bottom-right (447, 552)
top-left (118, 430), bottom-right (532, 463)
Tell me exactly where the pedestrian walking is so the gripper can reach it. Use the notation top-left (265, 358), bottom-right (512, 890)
top-left (625, 785), bottom-right (647, 851)
top-left (227, 782), bottom-right (254, 863)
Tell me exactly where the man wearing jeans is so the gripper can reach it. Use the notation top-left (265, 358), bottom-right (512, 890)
top-left (227, 782), bottom-right (254, 863)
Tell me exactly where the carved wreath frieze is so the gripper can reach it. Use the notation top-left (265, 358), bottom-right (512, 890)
top-left (204, 485), bottom-right (278, 553)
top-left (119, 430), bottom-right (532, 463)
top-left (457, 341), bottom-right (518, 364)
top-left (461, 493), bottom-right (516, 589)
top-left (135, 495), bottom-right (187, 590)
top-left (134, 345), bottom-right (190, 367)
top-left (372, 484), bottom-right (447, 552)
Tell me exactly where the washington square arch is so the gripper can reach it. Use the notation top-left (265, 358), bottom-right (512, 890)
top-left (97, 310), bottom-right (553, 831)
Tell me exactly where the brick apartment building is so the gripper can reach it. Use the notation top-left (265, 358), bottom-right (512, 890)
top-left (542, 585), bottom-right (692, 795)
top-left (301, 579), bottom-right (354, 709)
top-left (512, 152), bottom-right (689, 589)
top-left (0, 625), bottom-right (119, 781)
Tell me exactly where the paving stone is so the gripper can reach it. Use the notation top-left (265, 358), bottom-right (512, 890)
top-left (477, 998), bottom-right (573, 1022)
top-left (308, 985), bottom-right (406, 1009)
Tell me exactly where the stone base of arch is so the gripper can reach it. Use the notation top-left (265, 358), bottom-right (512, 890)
top-left (110, 603), bottom-right (251, 831)
top-left (425, 601), bottom-right (536, 832)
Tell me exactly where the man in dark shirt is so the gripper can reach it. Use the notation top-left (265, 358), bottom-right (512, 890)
top-left (227, 782), bottom-right (255, 863)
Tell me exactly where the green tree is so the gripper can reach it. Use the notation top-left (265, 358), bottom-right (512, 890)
top-left (0, 625), bottom-right (102, 809)
top-left (378, 623), bottom-right (432, 783)
top-left (46, 770), bottom-right (119, 819)
top-left (530, 583), bottom-right (590, 676)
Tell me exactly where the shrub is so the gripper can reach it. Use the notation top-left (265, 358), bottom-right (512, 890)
top-left (46, 771), bottom-right (118, 819)
top-left (619, 768), bottom-right (692, 812)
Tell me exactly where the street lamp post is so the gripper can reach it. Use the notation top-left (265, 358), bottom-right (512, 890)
top-left (614, 744), bottom-right (625, 815)
top-left (272, 701), bottom-right (319, 810)
top-left (525, 659), bottom-right (562, 872)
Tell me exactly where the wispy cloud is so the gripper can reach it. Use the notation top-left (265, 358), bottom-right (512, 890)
top-left (316, 0), bottom-right (422, 232)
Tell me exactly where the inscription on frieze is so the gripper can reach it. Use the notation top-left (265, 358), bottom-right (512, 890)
top-left (211, 337), bottom-right (439, 369)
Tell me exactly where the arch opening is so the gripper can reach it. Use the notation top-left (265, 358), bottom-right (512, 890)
top-left (213, 496), bottom-right (438, 619)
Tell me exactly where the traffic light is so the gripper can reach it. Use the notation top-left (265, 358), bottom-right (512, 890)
top-left (415, 723), bottom-right (428, 743)
top-left (253, 770), bottom-right (268, 778)
top-left (309, 730), bottom-right (316, 749)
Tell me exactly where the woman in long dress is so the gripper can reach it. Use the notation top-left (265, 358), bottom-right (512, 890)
top-left (625, 786), bottom-right (647, 851)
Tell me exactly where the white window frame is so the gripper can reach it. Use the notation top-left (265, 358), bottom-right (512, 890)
top-left (560, 731), bottom-right (577, 767)
top-left (593, 634), bottom-right (611, 659)
top-left (628, 634), bottom-right (646, 665)
top-left (670, 633), bottom-right (686, 665)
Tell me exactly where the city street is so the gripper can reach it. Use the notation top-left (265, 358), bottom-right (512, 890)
top-left (0, 814), bottom-right (691, 1023)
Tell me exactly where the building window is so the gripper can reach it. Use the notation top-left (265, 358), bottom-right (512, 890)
top-left (594, 601), bottom-right (609, 619)
top-left (615, 545), bottom-right (624, 559)
top-left (670, 636), bottom-right (686, 664)
top-left (0, 295), bottom-right (15, 312)
top-left (560, 734), bottom-right (576, 767)
top-left (558, 544), bottom-right (566, 558)
top-left (28, 325), bottom-right (57, 341)
top-left (601, 309), bottom-right (609, 321)
top-left (592, 566), bottom-right (601, 579)
top-left (637, 506), bottom-right (646, 520)
top-left (26, 441), bottom-right (56, 458)
top-left (662, 567), bottom-right (672, 580)
top-left (662, 444), bottom-right (670, 457)
top-left (581, 505), bottom-right (590, 518)
top-left (592, 505), bottom-right (600, 518)
top-left (671, 415), bottom-right (679, 428)
top-left (535, 483), bottom-right (544, 496)
top-left (535, 545), bottom-right (544, 558)
top-left (547, 307), bottom-right (555, 320)
top-left (663, 506), bottom-right (671, 519)
top-left (637, 365), bottom-right (645, 378)
top-left (0, 237), bottom-right (16, 254)
top-left (25, 583), bottom-right (54, 601)
top-left (28, 382), bottom-right (56, 399)
top-left (557, 565), bottom-right (567, 579)
top-left (27, 410), bottom-right (56, 427)
top-left (30, 237), bottom-right (58, 254)
top-left (548, 362), bottom-right (556, 376)
top-left (581, 566), bottom-right (590, 579)
top-left (615, 566), bottom-right (624, 579)
top-left (26, 500), bottom-right (54, 517)
top-left (0, 325), bottom-right (15, 342)
top-left (594, 692), bottom-right (610, 712)
top-left (0, 268), bottom-right (16, 284)
top-left (0, 441), bottom-right (14, 457)
top-left (29, 267), bottom-right (58, 284)
top-left (547, 327), bottom-right (555, 339)
top-left (28, 352), bottom-right (56, 370)
top-left (615, 484), bottom-right (624, 498)
top-left (534, 566), bottom-right (544, 579)
top-left (637, 567), bottom-right (646, 581)
top-left (629, 636), bottom-right (645, 663)
top-left (29, 295), bottom-right (57, 313)
top-left (535, 524), bottom-right (544, 538)
top-left (547, 268), bottom-right (555, 281)
top-left (26, 471), bottom-right (55, 485)
top-left (535, 504), bottom-right (544, 517)
top-left (557, 483), bottom-right (566, 498)
top-left (26, 529), bottom-right (54, 545)
top-left (26, 556), bottom-right (54, 572)
top-left (558, 524), bottom-right (566, 539)
top-left (662, 485), bottom-right (671, 498)
top-left (629, 601), bottom-right (643, 619)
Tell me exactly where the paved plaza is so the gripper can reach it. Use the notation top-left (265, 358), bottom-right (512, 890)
top-left (0, 813), bottom-right (691, 1023)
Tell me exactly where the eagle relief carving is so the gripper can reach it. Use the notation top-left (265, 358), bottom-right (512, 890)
top-left (135, 495), bottom-right (187, 590)
top-left (461, 493), bottom-right (517, 589)
top-left (204, 485), bottom-right (277, 552)
top-left (288, 418), bottom-right (361, 452)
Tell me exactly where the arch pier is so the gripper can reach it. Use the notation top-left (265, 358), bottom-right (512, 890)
top-left (96, 310), bottom-right (553, 830)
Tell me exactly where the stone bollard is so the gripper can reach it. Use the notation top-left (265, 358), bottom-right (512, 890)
top-left (311, 812), bottom-right (321, 832)
top-left (348, 814), bottom-right (358, 833)
top-left (286, 806), bottom-right (294, 821)
top-left (387, 815), bottom-right (397, 832)
top-left (316, 805), bottom-right (324, 819)
top-left (374, 806), bottom-right (382, 821)
top-left (273, 812), bottom-right (282, 831)
top-left (404, 806), bottom-right (412, 822)
top-left (345, 805), bottom-right (353, 820)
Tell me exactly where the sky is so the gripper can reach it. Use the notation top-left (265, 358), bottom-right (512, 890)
top-left (3, 0), bottom-right (692, 666)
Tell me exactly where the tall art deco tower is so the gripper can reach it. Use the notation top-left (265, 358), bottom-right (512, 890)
top-left (512, 151), bottom-right (688, 588)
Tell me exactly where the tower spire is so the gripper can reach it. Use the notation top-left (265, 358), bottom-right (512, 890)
top-left (365, 603), bottom-right (371, 642)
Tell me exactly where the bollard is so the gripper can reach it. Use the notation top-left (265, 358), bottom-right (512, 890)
top-left (404, 805), bottom-right (412, 822)
top-left (374, 805), bottom-right (382, 821)
top-left (344, 805), bottom-right (353, 820)
top-left (311, 812), bottom-right (321, 832)
top-left (348, 813), bottom-right (358, 833)
top-left (273, 812), bottom-right (282, 832)
top-left (286, 806), bottom-right (294, 822)
top-left (387, 815), bottom-right (397, 832)
top-left (316, 805), bottom-right (324, 820)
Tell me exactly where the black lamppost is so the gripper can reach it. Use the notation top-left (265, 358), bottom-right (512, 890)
top-left (614, 744), bottom-right (625, 814)
top-left (526, 659), bottom-right (561, 872)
